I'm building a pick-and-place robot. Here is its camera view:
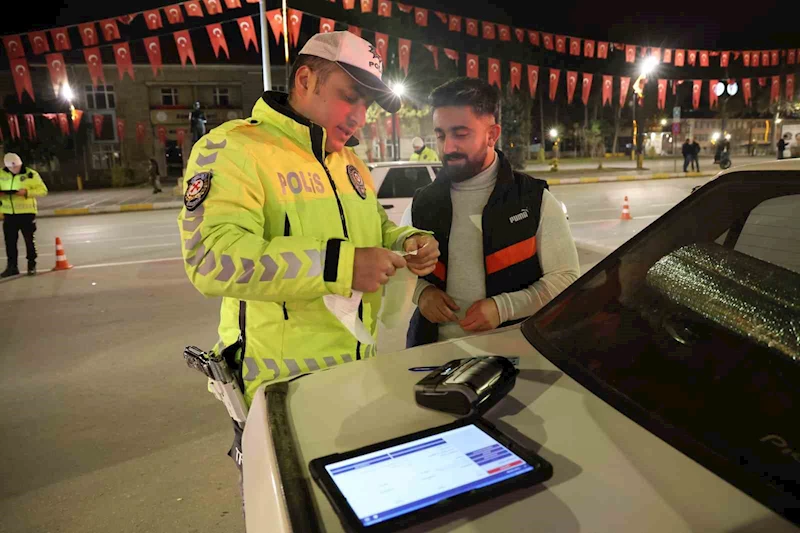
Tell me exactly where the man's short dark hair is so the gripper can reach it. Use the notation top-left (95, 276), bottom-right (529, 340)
top-left (429, 77), bottom-right (500, 122)
top-left (288, 55), bottom-right (338, 93)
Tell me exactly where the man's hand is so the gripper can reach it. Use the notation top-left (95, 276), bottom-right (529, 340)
top-left (352, 247), bottom-right (407, 293)
top-left (15, 189), bottom-right (27, 197)
top-left (459, 298), bottom-right (501, 333)
top-left (403, 234), bottom-right (440, 276)
top-left (418, 286), bottom-right (459, 323)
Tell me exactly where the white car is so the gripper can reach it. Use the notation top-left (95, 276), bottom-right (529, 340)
top-left (242, 160), bottom-right (800, 532)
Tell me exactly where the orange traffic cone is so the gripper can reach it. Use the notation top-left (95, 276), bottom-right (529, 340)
top-left (53, 237), bottom-right (73, 271)
top-left (620, 196), bottom-right (632, 220)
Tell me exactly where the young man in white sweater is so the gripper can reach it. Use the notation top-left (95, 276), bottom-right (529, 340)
top-left (402, 77), bottom-right (579, 346)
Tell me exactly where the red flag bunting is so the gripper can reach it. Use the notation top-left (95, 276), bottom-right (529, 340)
top-left (8, 115), bottom-right (21, 140)
top-left (597, 41), bottom-right (608, 59)
top-left (112, 43), bottom-right (135, 80)
top-left (45, 53), bottom-right (68, 96)
top-left (136, 122), bottom-right (146, 143)
top-left (424, 44), bottom-right (439, 70)
top-left (225, 0), bottom-right (242, 7)
top-left (762, 51), bottom-right (770, 67)
top-left (663, 49), bottom-right (672, 63)
top-left (156, 125), bottom-right (167, 145)
top-left (619, 76), bottom-right (631, 108)
top-left (692, 80), bottom-right (702, 109)
top-left (448, 15), bottom-right (461, 32)
top-left (527, 65), bottom-right (539, 98)
top-left (28, 31), bottom-right (49, 55)
top-left (10, 58), bottom-right (35, 102)
top-left (361, 0), bottom-right (373, 12)
top-left (542, 33), bottom-right (553, 50)
top-left (398, 39), bottom-right (411, 75)
top-left (72, 109), bottom-right (83, 130)
top-left (510, 62), bottom-right (522, 92)
top-left (465, 19), bottom-right (478, 37)
top-left (117, 118), bottom-right (125, 142)
top-left (444, 48), bottom-right (458, 65)
top-left (514, 28), bottom-right (524, 43)
top-left (58, 114), bottom-right (70, 136)
top-left (414, 8), bottom-right (428, 27)
top-left (721, 51), bottom-right (730, 67)
top-left (144, 37), bottom-right (163, 76)
top-left (238, 17), bottom-right (258, 51)
top-left (288, 10), bottom-right (302, 48)
top-left (202, 0), bottom-right (223, 14)
top-left (570, 37), bottom-right (581, 56)
top-left (771, 76), bottom-right (780, 103)
top-left (488, 58), bottom-right (501, 88)
top-left (3, 35), bottom-right (24, 58)
top-left (549, 69), bottom-right (560, 101)
top-left (78, 23), bottom-right (99, 47)
top-left (786, 74), bottom-right (795, 101)
top-left (771, 50), bottom-right (779, 66)
top-left (377, 0), bottom-right (391, 16)
top-left (93, 114), bottom-right (105, 137)
top-left (24, 114), bottom-right (36, 140)
top-left (788, 50), bottom-right (796, 65)
top-left (650, 48), bottom-right (661, 62)
top-left (174, 31), bottom-right (196, 67)
top-left (466, 54), bottom-right (478, 78)
top-left (374, 33), bottom-right (388, 63)
top-left (700, 50), bottom-right (709, 67)
top-left (566, 71), bottom-right (578, 103)
top-left (743, 51), bottom-right (751, 67)
top-left (709, 79), bottom-right (719, 108)
top-left (602, 75), bottom-right (612, 106)
top-left (581, 73), bottom-right (593, 105)
top-left (434, 11), bottom-right (447, 24)
top-left (687, 50), bottom-right (697, 66)
top-left (184, 1), bottom-right (204, 17)
top-left (555, 35), bottom-right (566, 53)
top-left (207, 24), bottom-right (230, 58)
top-left (144, 10), bottom-right (163, 30)
top-left (117, 14), bottom-right (138, 25)
top-left (498, 25), bottom-right (511, 42)
top-left (83, 48), bottom-right (106, 88)
top-left (657, 79), bottom-right (667, 109)
top-left (584, 40), bottom-right (595, 58)
top-left (267, 10), bottom-right (284, 44)
top-left (752, 52), bottom-right (760, 68)
top-left (625, 45), bottom-right (636, 63)
top-left (482, 22), bottom-right (496, 40)
top-left (673, 49), bottom-right (685, 67)
top-left (347, 26), bottom-right (362, 37)
top-left (99, 19), bottom-right (120, 41)
top-left (396, 2), bottom-right (412, 12)
top-left (165, 5), bottom-right (185, 24)
top-left (342, 0), bottom-right (355, 9)
top-left (49, 28), bottom-right (71, 51)
top-left (320, 18), bottom-right (335, 33)
top-left (528, 31), bottom-right (539, 46)
top-left (742, 78), bottom-right (752, 105)
top-left (177, 128), bottom-right (186, 146)
top-left (758, 77), bottom-right (767, 87)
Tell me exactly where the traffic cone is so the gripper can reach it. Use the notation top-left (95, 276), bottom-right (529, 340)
top-left (53, 237), bottom-right (73, 271)
top-left (620, 196), bottom-right (632, 220)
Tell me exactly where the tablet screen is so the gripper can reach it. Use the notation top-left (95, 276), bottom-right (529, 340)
top-left (324, 423), bottom-right (535, 527)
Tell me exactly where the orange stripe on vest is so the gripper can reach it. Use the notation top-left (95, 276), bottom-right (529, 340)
top-left (485, 236), bottom-right (537, 275)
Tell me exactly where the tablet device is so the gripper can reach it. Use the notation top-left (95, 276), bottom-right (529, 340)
top-left (309, 417), bottom-right (552, 532)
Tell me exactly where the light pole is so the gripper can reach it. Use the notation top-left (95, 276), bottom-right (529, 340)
top-left (390, 82), bottom-right (405, 161)
top-left (61, 83), bottom-right (85, 189)
top-left (549, 128), bottom-right (560, 171)
top-left (632, 56), bottom-right (658, 169)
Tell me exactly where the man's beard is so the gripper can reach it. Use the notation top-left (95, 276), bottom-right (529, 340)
top-left (442, 145), bottom-right (489, 182)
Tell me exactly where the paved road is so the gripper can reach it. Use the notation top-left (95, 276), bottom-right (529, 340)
top-left (0, 176), bottom-right (712, 533)
top-left (525, 155), bottom-right (772, 174)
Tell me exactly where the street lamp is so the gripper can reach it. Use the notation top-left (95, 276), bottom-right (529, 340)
top-left (61, 83), bottom-right (85, 190)
top-left (389, 82), bottom-right (405, 161)
top-left (660, 118), bottom-right (668, 126)
top-left (631, 57), bottom-right (658, 169)
top-left (549, 128), bottom-right (560, 171)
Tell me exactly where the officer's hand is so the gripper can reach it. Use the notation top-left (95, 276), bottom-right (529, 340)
top-left (15, 189), bottom-right (27, 197)
top-left (403, 234), bottom-right (440, 277)
top-left (418, 286), bottom-right (460, 323)
top-left (352, 247), bottom-right (407, 293)
top-left (459, 298), bottom-right (501, 333)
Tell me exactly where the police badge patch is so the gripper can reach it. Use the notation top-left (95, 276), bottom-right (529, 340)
top-left (184, 171), bottom-right (212, 211)
top-left (346, 165), bottom-right (367, 200)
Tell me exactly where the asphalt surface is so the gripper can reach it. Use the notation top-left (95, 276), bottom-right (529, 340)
top-left (0, 176), bottom-right (712, 533)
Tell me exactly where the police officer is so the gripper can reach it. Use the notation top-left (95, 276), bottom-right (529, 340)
top-left (177, 31), bottom-right (440, 474)
top-left (410, 136), bottom-right (440, 162)
top-left (1, 153), bottom-right (48, 277)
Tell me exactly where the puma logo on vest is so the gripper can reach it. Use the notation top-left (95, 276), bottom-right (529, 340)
top-left (509, 208), bottom-right (529, 223)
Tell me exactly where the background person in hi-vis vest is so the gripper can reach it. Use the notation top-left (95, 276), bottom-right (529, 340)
top-left (402, 78), bottom-right (579, 347)
top-left (177, 31), bottom-right (439, 478)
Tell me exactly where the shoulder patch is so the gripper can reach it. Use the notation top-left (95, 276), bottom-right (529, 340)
top-left (346, 165), bottom-right (367, 200)
top-left (184, 171), bottom-right (212, 211)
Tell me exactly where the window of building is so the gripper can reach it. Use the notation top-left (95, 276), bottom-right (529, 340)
top-left (213, 87), bottom-right (230, 107)
top-left (85, 85), bottom-right (116, 110)
top-left (91, 143), bottom-right (121, 170)
top-left (271, 84), bottom-right (286, 93)
top-left (161, 87), bottom-right (179, 106)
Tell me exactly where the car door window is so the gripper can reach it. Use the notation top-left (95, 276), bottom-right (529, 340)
top-left (377, 167), bottom-right (432, 198)
top-left (733, 194), bottom-right (800, 273)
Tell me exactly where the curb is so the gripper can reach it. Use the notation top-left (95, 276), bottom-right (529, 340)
top-left (34, 201), bottom-right (184, 218)
top-left (545, 171), bottom-right (712, 186)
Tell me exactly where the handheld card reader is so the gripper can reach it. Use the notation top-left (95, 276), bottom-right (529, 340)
top-left (414, 356), bottom-right (519, 417)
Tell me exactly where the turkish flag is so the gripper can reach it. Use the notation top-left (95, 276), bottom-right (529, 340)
top-left (650, 48), bottom-right (661, 62)
top-left (758, 77), bottom-right (767, 87)
top-left (174, 31), bottom-right (196, 67)
top-left (527, 65), bottom-right (539, 98)
top-left (165, 5), bottom-right (185, 24)
top-left (482, 22), bottom-right (496, 40)
top-left (657, 79), bottom-right (667, 109)
top-left (786, 74), bottom-right (795, 101)
top-left (225, 0), bottom-right (241, 7)
top-left (771, 50), bottom-right (779, 66)
top-left (555, 35), bottom-right (566, 53)
top-left (448, 15), bottom-right (461, 32)
top-left (625, 45), bottom-right (636, 63)
top-left (287, 10), bottom-right (302, 48)
top-left (721, 52), bottom-right (730, 67)
top-left (687, 50), bottom-right (697, 66)
top-left (320, 18), bottom-right (335, 33)
top-left (528, 31), bottom-right (539, 46)
top-left (49, 28), bottom-right (71, 52)
top-left (238, 17), bottom-right (258, 51)
top-left (117, 118), bottom-right (125, 142)
top-left (709, 79), bottom-right (719, 108)
top-left (742, 78), bottom-right (752, 105)
top-left (3, 35), bottom-right (24, 58)
top-left (581, 73), bottom-right (593, 105)
top-left (156, 125), bottom-right (167, 145)
top-left (692, 80), bottom-right (702, 109)
top-left (398, 39), bottom-right (411, 75)
top-left (424, 44), bottom-right (439, 70)
top-left (374, 33), bottom-right (388, 63)
top-left (58, 114), bottom-right (70, 136)
top-left (112, 43), bottom-right (135, 80)
top-left (83, 48), bottom-right (106, 88)
top-left (569, 37), bottom-right (581, 56)
top-left (99, 19), bottom-right (121, 41)
top-left (414, 8), bottom-right (428, 27)
top-left (377, 0), bottom-right (391, 16)
top-left (46, 53), bottom-right (68, 96)
top-left (10, 58), bottom-right (35, 102)
top-left (674, 49), bottom-right (685, 67)
top-left (267, 10), bottom-right (284, 45)
top-left (549, 69), bottom-right (560, 101)
top-left (466, 54), bottom-right (479, 78)
top-left (434, 11), bottom-right (447, 24)
top-left (743, 52), bottom-right (751, 67)
top-left (342, 0), bottom-right (355, 9)
top-left (788, 49), bottom-right (796, 65)
top-left (72, 109), bottom-right (84, 130)
top-left (177, 128), bottom-right (186, 146)
top-left (24, 114), bottom-right (36, 140)
top-left (602, 75), bottom-right (612, 106)
top-left (488, 58), bottom-right (501, 88)
top-left (117, 14), bottom-right (138, 25)
top-left (509, 62), bottom-right (522, 92)
top-left (185, 1), bottom-right (204, 17)
top-left (144, 10), bottom-right (163, 30)
top-left (619, 76), bottom-right (631, 108)
top-left (348, 26), bottom-right (361, 37)
top-left (762, 51), bottom-right (770, 67)
top-left (515, 28), bottom-right (524, 43)
top-left (700, 50), bottom-right (709, 67)
top-left (207, 24), bottom-right (230, 58)
top-left (93, 114), bottom-right (105, 138)
top-left (396, 2), bottom-right (412, 12)
top-left (77, 23), bottom-right (99, 47)
top-left (8, 115), bottom-right (21, 140)
top-left (771, 76), bottom-right (781, 103)
top-left (752, 52), bottom-right (760, 68)
top-left (663, 49), bottom-right (672, 63)
top-left (144, 37), bottom-right (163, 76)
top-left (360, 0), bottom-right (373, 12)
top-left (28, 31), bottom-right (49, 54)
top-left (202, 0), bottom-right (223, 14)
top-left (597, 41), bottom-right (608, 59)
top-left (584, 40), bottom-right (595, 58)
top-left (136, 122), bottom-right (146, 143)
top-left (566, 71), bottom-right (578, 103)
top-left (444, 48), bottom-right (458, 65)
top-left (542, 33), bottom-right (554, 50)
